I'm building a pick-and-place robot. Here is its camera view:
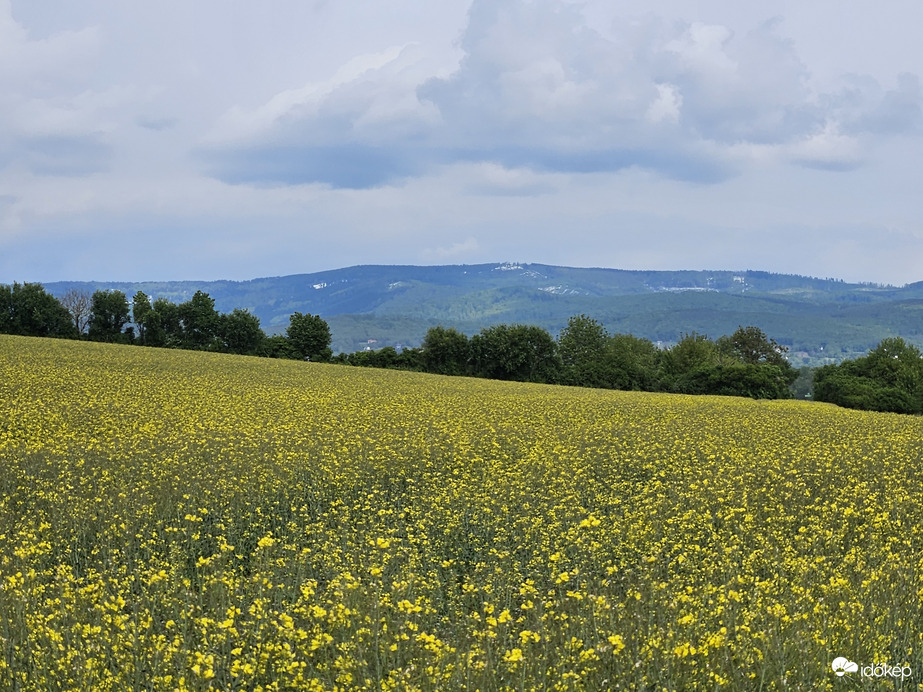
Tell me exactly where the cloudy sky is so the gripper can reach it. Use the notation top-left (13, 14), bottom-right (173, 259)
top-left (1, 0), bottom-right (922, 284)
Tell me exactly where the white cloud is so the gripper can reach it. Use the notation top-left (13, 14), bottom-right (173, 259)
top-left (786, 122), bottom-right (863, 170)
top-left (666, 22), bottom-right (736, 76)
top-left (462, 162), bottom-right (558, 196)
top-left (204, 45), bottom-right (428, 146)
top-left (646, 84), bottom-right (682, 124)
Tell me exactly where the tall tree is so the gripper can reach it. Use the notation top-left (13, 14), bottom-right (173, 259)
top-left (219, 308), bottom-right (266, 355)
top-left (151, 298), bottom-right (181, 347)
top-left (660, 333), bottom-right (720, 394)
top-left (662, 333), bottom-right (718, 374)
top-left (605, 333), bottom-right (660, 391)
top-left (88, 290), bottom-right (131, 343)
top-left (470, 324), bottom-right (560, 383)
top-left (286, 312), bottom-right (332, 361)
top-left (178, 291), bottom-right (220, 350)
top-left (259, 335), bottom-right (296, 359)
top-left (132, 291), bottom-right (153, 345)
top-left (558, 315), bottom-right (608, 367)
top-left (557, 314), bottom-right (609, 387)
top-left (718, 325), bottom-right (789, 367)
top-left (865, 337), bottom-right (923, 391)
top-left (711, 326), bottom-right (797, 398)
top-left (421, 326), bottom-right (470, 375)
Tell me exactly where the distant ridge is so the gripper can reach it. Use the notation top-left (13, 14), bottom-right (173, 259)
top-left (44, 263), bottom-right (923, 364)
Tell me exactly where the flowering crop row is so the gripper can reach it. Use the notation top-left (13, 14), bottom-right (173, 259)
top-left (1, 335), bottom-right (922, 690)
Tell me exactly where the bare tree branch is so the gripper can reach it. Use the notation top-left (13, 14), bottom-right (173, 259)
top-left (60, 288), bottom-right (92, 334)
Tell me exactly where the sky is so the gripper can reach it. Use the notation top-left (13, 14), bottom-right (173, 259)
top-left (1, 0), bottom-right (922, 285)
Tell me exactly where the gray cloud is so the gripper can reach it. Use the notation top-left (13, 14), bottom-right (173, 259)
top-left (200, 0), bottom-right (923, 189)
top-left (20, 135), bottom-right (111, 176)
top-left (827, 73), bottom-right (923, 136)
top-left (198, 44), bottom-right (438, 188)
top-left (204, 144), bottom-right (423, 189)
top-left (0, 5), bottom-right (115, 177)
top-left (136, 116), bottom-right (179, 132)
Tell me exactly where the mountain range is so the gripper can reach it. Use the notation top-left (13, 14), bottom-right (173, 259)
top-left (45, 263), bottom-right (923, 365)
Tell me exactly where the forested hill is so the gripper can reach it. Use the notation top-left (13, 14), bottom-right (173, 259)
top-left (45, 263), bottom-right (923, 364)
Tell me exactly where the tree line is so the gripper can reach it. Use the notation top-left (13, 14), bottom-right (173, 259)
top-left (338, 321), bottom-right (923, 411)
top-left (0, 283), bottom-right (332, 361)
top-left (0, 282), bottom-right (797, 399)
top-left (370, 317), bottom-right (799, 400)
top-left (329, 317), bottom-right (802, 400)
top-left (10, 280), bottom-right (920, 410)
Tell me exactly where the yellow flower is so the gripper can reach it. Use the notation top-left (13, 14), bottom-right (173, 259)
top-left (503, 648), bottom-right (524, 663)
top-left (519, 630), bottom-right (541, 644)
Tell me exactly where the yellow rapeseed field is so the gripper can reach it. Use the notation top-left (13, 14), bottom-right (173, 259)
top-left (1, 334), bottom-right (922, 690)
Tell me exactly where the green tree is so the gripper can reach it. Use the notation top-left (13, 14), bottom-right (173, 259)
top-left (368, 346), bottom-right (399, 369)
top-left (814, 337), bottom-right (923, 414)
top-left (470, 324), bottom-right (561, 383)
top-left (717, 325), bottom-right (789, 367)
top-left (660, 333), bottom-right (720, 394)
top-left (259, 335), bottom-right (296, 359)
top-left (395, 347), bottom-right (423, 371)
top-left (663, 333), bottom-right (718, 374)
top-left (88, 290), bottom-right (131, 343)
top-left (178, 291), bottom-right (220, 350)
top-left (558, 315), bottom-right (608, 367)
top-left (0, 282), bottom-right (77, 338)
top-left (706, 362), bottom-right (795, 400)
top-left (421, 326), bottom-right (470, 375)
top-left (143, 298), bottom-right (181, 348)
top-left (286, 312), bottom-right (332, 362)
top-left (604, 333), bottom-right (659, 391)
top-left (132, 291), bottom-right (153, 345)
top-left (813, 361), bottom-right (878, 411)
top-left (344, 350), bottom-right (373, 367)
top-left (557, 315), bottom-right (609, 387)
top-left (865, 337), bottom-right (923, 391)
top-left (660, 329), bottom-right (796, 399)
top-left (219, 308), bottom-right (266, 355)
top-left (717, 326), bottom-right (797, 397)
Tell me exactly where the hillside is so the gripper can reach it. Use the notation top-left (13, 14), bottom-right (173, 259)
top-left (45, 263), bottom-right (923, 364)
